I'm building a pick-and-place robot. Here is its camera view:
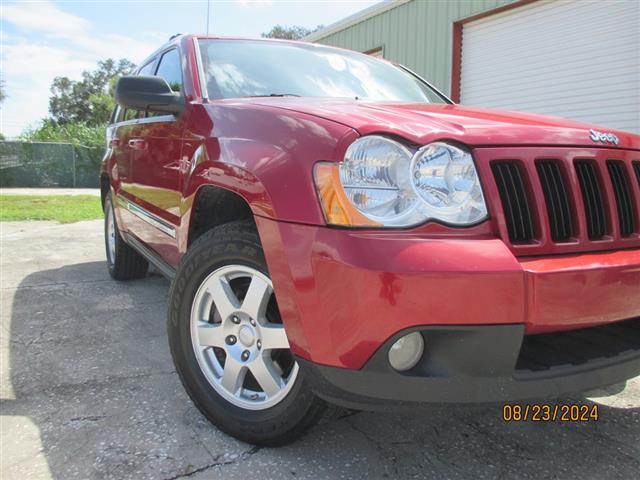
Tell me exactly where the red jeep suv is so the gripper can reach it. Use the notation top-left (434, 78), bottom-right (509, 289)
top-left (103, 34), bottom-right (640, 445)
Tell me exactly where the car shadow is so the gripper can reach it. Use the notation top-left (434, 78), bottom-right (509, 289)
top-left (4, 260), bottom-right (640, 479)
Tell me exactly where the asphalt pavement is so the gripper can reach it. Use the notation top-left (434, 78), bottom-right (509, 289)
top-left (1, 219), bottom-right (638, 479)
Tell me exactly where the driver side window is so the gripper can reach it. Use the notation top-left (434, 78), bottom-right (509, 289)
top-left (155, 49), bottom-right (182, 93)
top-left (146, 49), bottom-right (182, 118)
top-left (122, 59), bottom-right (156, 121)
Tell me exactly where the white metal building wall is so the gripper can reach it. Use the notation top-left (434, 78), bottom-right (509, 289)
top-left (460, 0), bottom-right (640, 132)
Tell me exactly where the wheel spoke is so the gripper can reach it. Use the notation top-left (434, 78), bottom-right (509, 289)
top-left (221, 356), bottom-right (246, 394)
top-left (208, 275), bottom-right (240, 320)
top-left (242, 275), bottom-right (271, 321)
top-left (260, 323), bottom-right (289, 350)
top-left (249, 354), bottom-right (283, 397)
top-left (197, 324), bottom-right (225, 347)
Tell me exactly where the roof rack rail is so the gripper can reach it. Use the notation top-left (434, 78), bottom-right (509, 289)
top-left (169, 33), bottom-right (182, 41)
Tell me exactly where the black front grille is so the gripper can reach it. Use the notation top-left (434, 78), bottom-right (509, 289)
top-left (633, 161), bottom-right (640, 187)
top-left (536, 160), bottom-right (573, 242)
top-left (607, 161), bottom-right (636, 237)
top-left (575, 161), bottom-right (608, 239)
top-left (491, 162), bottom-right (535, 243)
top-left (516, 317), bottom-right (640, 373)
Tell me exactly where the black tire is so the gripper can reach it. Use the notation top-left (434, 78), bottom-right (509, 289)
top-left (104, 192), bottom-right (149, 280)
top-left (168, 220), bottom-right (326, 446)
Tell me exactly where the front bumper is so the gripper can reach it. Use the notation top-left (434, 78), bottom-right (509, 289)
top-left (255, 215), bottom-right (640, 405)
top-left (298, 319), bottom-right (640, 409)
top-left (256, 216), bottom-right (640, 371)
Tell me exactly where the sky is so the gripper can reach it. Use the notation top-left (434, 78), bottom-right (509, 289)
top-left (0, 0), bottom-right (380, 138)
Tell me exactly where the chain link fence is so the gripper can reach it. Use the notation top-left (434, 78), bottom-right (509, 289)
top-left (0, 141), bottom-right (105, 188)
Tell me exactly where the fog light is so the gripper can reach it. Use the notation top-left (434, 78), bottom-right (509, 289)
top-left (388, 332), bottom-right (424, 371)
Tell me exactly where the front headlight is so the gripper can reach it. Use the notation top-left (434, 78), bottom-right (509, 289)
top-left (314, 136), bottom-right (487, 227)
top-left (410, 142), bottom-right (487, 225)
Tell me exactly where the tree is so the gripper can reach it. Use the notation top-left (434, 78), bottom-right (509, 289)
top-left (261, 24), bottom-right (324, 40)
top-left (48, 58), bottom-right (135, 126)
top-left (0, 81), bottom-right (6, 139)
top-left (19, 119), bottom-right (105, 146)
top-left (18, 59), bottom-right (134, 145)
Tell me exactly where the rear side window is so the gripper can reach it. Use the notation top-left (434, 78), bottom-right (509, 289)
top-left (155, 49), bottom-right (182, 92)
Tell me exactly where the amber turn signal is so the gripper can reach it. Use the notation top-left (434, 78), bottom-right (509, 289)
top-left (313, 162), bottom-right (382, 227)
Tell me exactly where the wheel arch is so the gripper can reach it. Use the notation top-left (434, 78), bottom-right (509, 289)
top-left (186, 184), bottom-right (256, 247)
top-left (100, 174), bottom-right (110, 210)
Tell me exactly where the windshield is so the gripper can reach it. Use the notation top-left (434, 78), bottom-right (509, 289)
top-left (197, 39), bottom-right (448, 104)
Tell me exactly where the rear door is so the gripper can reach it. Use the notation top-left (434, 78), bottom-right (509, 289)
top-left (125, 48), bottom-right (185, 266)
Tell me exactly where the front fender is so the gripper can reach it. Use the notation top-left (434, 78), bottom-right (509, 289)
top-left (184, 103), bottom-right (358, 223)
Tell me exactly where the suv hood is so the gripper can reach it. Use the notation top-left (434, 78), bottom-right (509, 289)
top-left (245, 97), bottom-right (639, 150)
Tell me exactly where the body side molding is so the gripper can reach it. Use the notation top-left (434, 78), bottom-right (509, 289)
top-left (122, 232), bottom-right (176, 280)
top-left (117, 194), bottom-right (177, 238)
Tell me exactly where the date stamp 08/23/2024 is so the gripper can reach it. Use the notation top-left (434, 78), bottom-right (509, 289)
top-left (502, 404), bottom-right (600, 423)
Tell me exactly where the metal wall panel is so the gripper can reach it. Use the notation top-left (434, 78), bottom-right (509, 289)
top-left (461, 0), bottom-right (640, 132)
top-left (314, 0), bottom-right (515, 96)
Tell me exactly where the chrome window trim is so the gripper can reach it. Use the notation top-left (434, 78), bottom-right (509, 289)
top-left (193, 37), bottom-right (209, 101)
top-left (115, 114), bottom-right (176, 127)
top-left (116, 195), bottom-right (176, 238)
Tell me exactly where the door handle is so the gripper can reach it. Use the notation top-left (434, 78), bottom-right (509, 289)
top-left (128, 138), bottom-right (148, 150)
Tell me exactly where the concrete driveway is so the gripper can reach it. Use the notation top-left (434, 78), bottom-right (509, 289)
top-left (1, 219), bottom-right (639, 479)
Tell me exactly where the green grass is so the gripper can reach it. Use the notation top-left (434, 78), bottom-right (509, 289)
top-left (0, 195), bottom-right (103, 223)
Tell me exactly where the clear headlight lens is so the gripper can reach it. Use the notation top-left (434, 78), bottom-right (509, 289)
top-left (338, 136), bottom-right (417, 225)
top-left (315, 136), bottom-right (487, 227)
top-left (410, 142), bottom-right (487, 225)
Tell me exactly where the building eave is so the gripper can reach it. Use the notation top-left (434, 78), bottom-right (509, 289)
top-left (303, 0), bottom-right (412, 42)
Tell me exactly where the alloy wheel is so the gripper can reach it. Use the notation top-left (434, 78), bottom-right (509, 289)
top-left (106, 204), bottom-right (116, 265)
top-left (190, 265), bottom-right (298, 410)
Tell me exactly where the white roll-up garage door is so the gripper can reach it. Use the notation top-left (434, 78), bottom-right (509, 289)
top-left (460, 0), bottom-right (640, 133)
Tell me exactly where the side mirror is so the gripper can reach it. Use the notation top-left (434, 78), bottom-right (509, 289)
top-left (115, 76), bottom-right (184, 116)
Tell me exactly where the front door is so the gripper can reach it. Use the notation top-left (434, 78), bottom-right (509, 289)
top-left (125, 48), bottom-right (184, 266)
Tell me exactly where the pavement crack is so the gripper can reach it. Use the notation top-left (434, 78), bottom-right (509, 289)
top-left (1, 278), bottom-right (114, 291)
top-left (186, 422), bottom-right (219, 464)
top-left (162, 462), bottom-right (226, 480)
top-left (163, 446), bottom-right (261, 480)
top-left (7, 370), bottom-right (177, 408)
top-left (346, 417), bottom-right (399, 477)
top-left (336, 408), bottom-right (361, 421)
top-left (69, 415), bottom-right (106, 422)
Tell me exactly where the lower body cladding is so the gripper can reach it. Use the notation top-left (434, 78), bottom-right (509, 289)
top-left (298, 320), bottom-right (640, 409)
top-left (254, 216), bottom-right (640, 407)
